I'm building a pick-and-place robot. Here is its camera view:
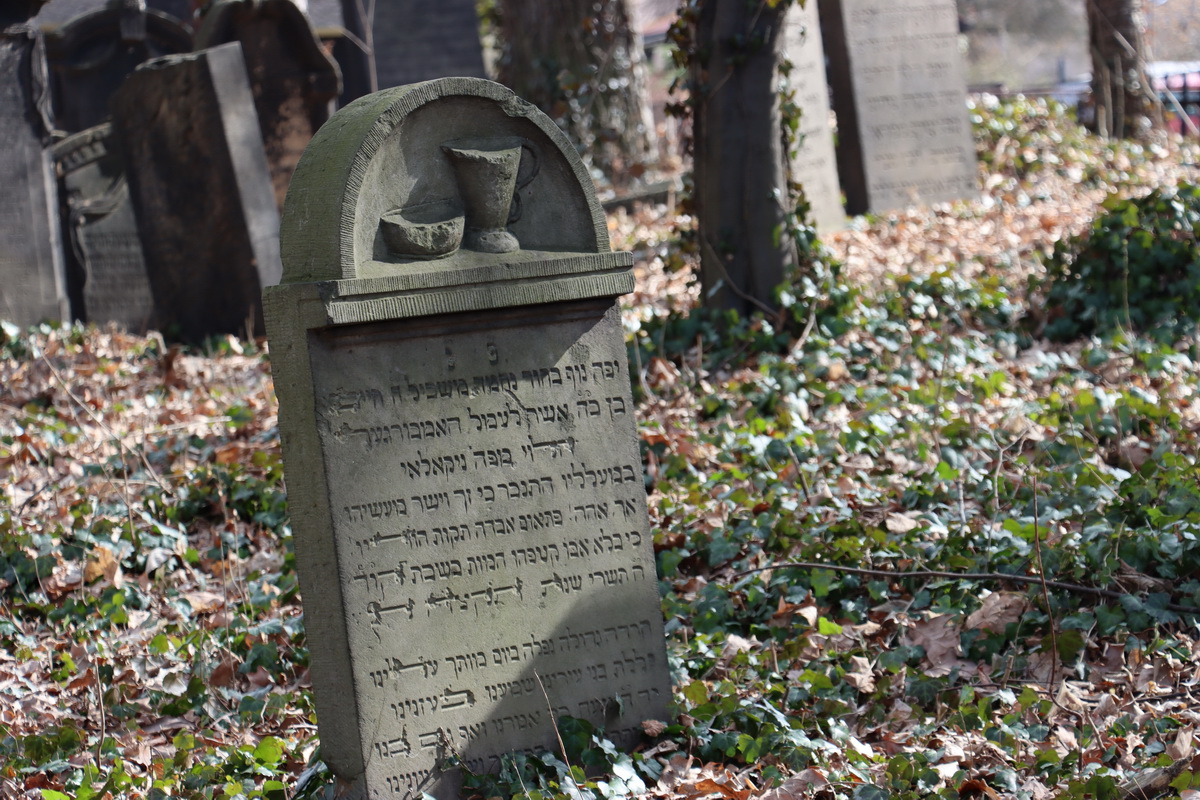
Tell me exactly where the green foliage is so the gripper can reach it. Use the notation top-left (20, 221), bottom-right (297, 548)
top-left (1040, 182), bottom-right (1200, 342)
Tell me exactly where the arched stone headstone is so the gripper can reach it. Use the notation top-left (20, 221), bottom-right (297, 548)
top-left (267, 78), bottom-right (670, 799)
top-left (45, 0), bottom-right (192, 135)
top-left (195, 0), bottom-right (342, 209)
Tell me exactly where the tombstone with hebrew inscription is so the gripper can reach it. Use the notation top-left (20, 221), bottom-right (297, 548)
top-left (820, 0), bottom-right (977, 215)
top-left (266, 78), bottom-right (671, 799)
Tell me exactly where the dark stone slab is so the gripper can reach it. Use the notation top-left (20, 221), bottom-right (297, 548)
top-left (0, 21), bottom-right (68, 327)
top-left (45, 0), bottom-right (191, 135)
top-left (372, 0), bottom-right (484, 89)
top-left (111, 42), bottom-right (282, 341)
top-left (51, 123), bottom-right (154, 331)
top-left (783, 0), bottom-right (844, 232)
top-left (820, 0), bottom-right (977, 215)
top-left (195, 0), bottom-right (341, 210)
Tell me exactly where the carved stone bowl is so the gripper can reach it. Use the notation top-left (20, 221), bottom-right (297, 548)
top-left (379, 199), bottom-right (465, 259)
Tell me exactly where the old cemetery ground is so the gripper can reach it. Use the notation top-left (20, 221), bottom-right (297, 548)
top-left (4, 97), bottom-right (1200, 799)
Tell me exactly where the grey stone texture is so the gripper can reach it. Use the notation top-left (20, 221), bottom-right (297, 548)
top-left (372, 0), bottom-right (485, 89)
top-left (110, 42), bottom-right (282, 341)
top-left (45, 0), bottom-right (192, 135)
top-left (0, 20), bottom-right (68, 327)
top-left (783, 0), bottom-right (844, 232)
top-left (194, 0), bottom-right (341, 210)
top-left (820, 0), bottom-right (977, 215)
top-left (51, 123), bottom-right (153, 331)
top-left (267, 77), bottom-right (670, 800)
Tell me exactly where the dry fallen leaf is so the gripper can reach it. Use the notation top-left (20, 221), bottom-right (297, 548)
top-left (965, 591), bottom-right (1030, 633)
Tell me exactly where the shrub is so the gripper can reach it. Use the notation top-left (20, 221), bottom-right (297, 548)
top-left (1039, 181), bottom-right (1200, 342)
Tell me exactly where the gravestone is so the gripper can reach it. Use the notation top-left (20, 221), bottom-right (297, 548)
top-left (783, 0), bottom-right (844, 232)
top-left (45, 0), bottom-right (192, 135)
top-left (267, 78), bottom-right (670, 799)
top-left (51, 123), bottom-right (154, 331)
top-left (195, 0), bottom-right (341, 209)
top-left (372, 0), bottom-right (485, 89)
top-left (0, 12), bottom-right (69, 327)
top-left (820, 0), bottom-right (977, 215)
top-left (111, 42), bottom-right (282, 341)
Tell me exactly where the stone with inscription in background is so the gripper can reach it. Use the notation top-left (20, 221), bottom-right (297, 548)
top-left (820, 0), bottom-right (977, 215)
top-left (0, 8), bottom-right (69, 328)
top-left (194, 0), bottom-right (341, 210)
top-left (110, 42), bottom-right (282, 341)
top-left (45, 0), bottom-right (191, 135)
top-left (266, 77), bottom-right (671, 800)
top-left (51, 123), bottom-right (155, 331)
top-left (783, 0), bottom-right (844, 232)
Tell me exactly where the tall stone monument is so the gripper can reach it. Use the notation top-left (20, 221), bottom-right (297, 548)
top-left (194, 0), bottom-right (342, 209)
top-left (0, 1), bottom-right (68, 328)
top-left (111, 43), bottom-right (282, 341)
top-left (267, 78), bottom-right (670, 799)
top-left (51, 123), bottom-right (154, 331)
top-left (45, 0), bottom-right (192, 135)
top-left (783, 0), bottom-right (844, 232)
top-left (820, 0), bottom-right (977, 215)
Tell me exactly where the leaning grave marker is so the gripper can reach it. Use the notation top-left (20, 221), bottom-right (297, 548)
top-left (820, 0), bottom-right (976, 215)
top-left (111, 42), bottom-right (282, 341)
top-left (267, 78), bottom-right (671, 799)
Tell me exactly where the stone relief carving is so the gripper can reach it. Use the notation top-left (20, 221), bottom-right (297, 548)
top-left (380, 136), bottom-right (540, 259)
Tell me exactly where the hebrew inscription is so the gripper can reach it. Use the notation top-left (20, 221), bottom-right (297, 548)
top-left (307, 302), bottom-right (665, 798)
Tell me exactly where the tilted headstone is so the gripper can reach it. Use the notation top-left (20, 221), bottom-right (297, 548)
top-left (0, 14), bottom-right (69, 327)
top-left (45, 0), bottom-right (192, 135)
top-left (783, 0), bottom-right (844, 232)
top-left (51, 123), bottom-right (154, 331)
top-left (195, 0), bottom-right (341, 210)
top-left (372, 0), bottom-right (485, 89)
top-left (267, 78), bottom-right (671, 799)
top-left (111, 42), bottom-right (282, 341)
top-left (820, 0), bottom-right (977, 215)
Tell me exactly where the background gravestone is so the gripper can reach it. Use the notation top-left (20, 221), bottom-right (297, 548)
top-left (371, 0), bottom-right (485, 88)
top-left (820, 0), bottom-right (977, 215)
top-left (111, 42), bottom-right (282, 341)
top-left (45, 0), bottom-right (192, 135)
top-left (0, 13), bottom-right (68, 328)
top-left (783, 0), bottom-right (845, 232)
top-left (267, 78), bottom-right (671, 799)
top-left (51, 123), bottom-right (154, 331)
top-left (195, 0), bottom-right (342, 210)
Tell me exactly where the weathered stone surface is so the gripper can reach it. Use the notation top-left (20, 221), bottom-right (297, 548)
top-left (783, 0), bottom-right (844, 232)
top-left (195, 0), bottom-right (341, 209)
top-left (51, 123), bottom-right (154, 331)
top-left (0, 21), bottom-right (68, 327)
top-left (45, 0), bottom-right (191, 135)
top-left (821, 0), bottom-right (977, 215)
top-left (267, 78), bottom-right (670, 800)
top-left (111, 42), bottom-right (282, 341)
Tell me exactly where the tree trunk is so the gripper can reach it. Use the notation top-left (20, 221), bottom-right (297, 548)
top-left (496, 0), bottom-right (657, 187)
top-left (1087, 0), bottom-right (1162, 139)
top-left (690, 0), bottom-right (795, 315)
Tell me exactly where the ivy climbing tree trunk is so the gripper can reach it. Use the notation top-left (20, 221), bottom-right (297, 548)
top-left (495, 0), bottom-right (657, 187)
top-left (686, 0), bottom-right (796, 315)
top-left (1086, 0), bottom-right (1162, 139)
